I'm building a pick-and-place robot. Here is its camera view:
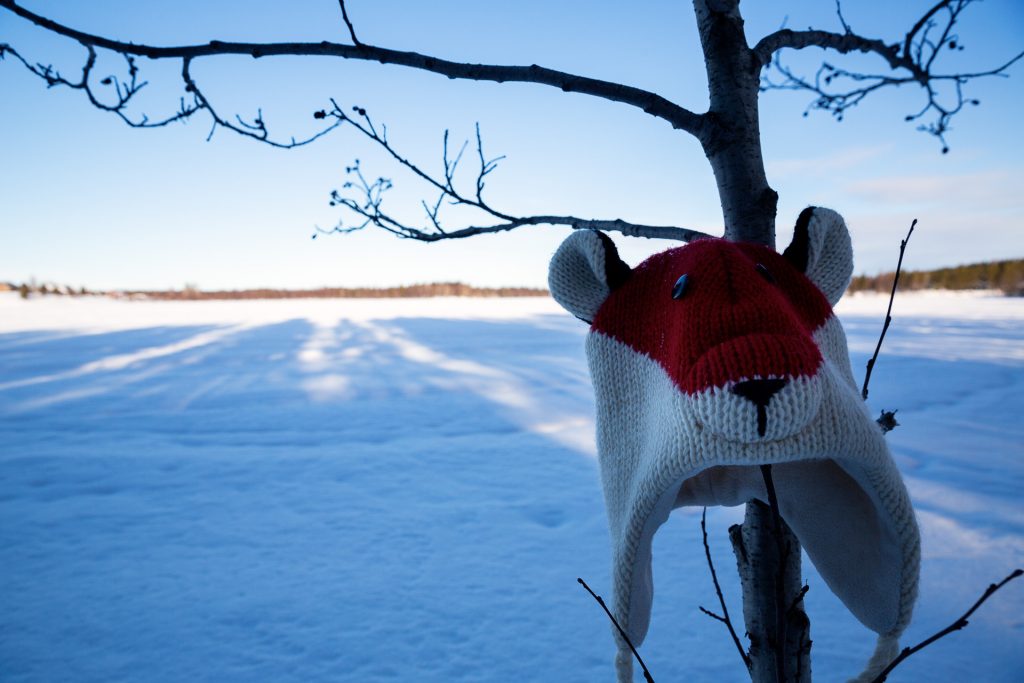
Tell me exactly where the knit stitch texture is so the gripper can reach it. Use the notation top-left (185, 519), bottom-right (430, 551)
top-left (549, 208), bottom-right (920, 683)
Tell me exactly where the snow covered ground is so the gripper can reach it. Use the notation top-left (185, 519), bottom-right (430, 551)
top-left (1, 291), bottom-right (1021, 682)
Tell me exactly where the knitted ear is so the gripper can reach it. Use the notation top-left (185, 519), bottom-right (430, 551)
top-left (783, 206), bottom-right (854, 306)
top-left (548, 230), bottom-right (631, 324)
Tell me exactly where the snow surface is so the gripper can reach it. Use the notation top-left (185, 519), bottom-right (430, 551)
top-left (1, 291), bottom-right (1021, 682)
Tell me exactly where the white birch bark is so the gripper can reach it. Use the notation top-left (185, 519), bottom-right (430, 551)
top-left (694, 2), bottom-right (810, 681)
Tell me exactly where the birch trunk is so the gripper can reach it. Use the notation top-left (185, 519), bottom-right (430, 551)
top-left (694, 1), bottom-right (810, 680)
top-left (693, 0), bottom-right (778, 247)
top-left (731, 502), bottom-right (812, 682)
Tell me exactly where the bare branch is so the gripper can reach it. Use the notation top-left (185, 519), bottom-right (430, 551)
top-left (338, 0), bottom-right (362, 48)
top-left (578, 577), bottom-right (656, 683)
top-left (700, 507), bottom-right (752, 672)
top-left (0, 0), bottom-right (703, 134)
top-left (863, 219), bottom-right (917, 401)
top-left (754, 0), bottom-right (1023, 150)
top-left (868, 568), bottom-right (1023, 683)
top-left (317, 104), bottom-right (714, 243)
top-left (182, 57), bottom-right (343, 147)
top-left (904, 0), bottom-right (958, 61)
top-left (753, 29), bottom-right (898, 70)
top-left (0, 41), bottom-right (201, 131)
top-left (835, 0), bottom-right (853, 35)
top-left (0, 39), bottom-right (345, 148)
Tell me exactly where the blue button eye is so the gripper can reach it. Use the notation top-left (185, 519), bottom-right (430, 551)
top-left (671, 274), bottom-right (689, 299)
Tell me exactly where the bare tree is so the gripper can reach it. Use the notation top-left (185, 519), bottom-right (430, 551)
top-left (2, 1), bottom-right (1020, 681)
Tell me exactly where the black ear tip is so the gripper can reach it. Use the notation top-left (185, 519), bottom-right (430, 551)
top-left (595, 230), bottom-right (617, 254)
top-left (595, 231), bottom-right (631, 290)
top-left (783, 207), bottom-right (815, 272)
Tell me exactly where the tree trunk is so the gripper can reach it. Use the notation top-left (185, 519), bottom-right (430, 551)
top-left (694, 0), bottom-right (778, 246)
top-left (731, 502), bottom-right (812, 682)
top-left (693, 2), bottom-right (809, 681)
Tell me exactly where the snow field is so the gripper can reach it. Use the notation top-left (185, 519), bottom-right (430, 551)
top-left (0, 291), bottom-right (1021, 681)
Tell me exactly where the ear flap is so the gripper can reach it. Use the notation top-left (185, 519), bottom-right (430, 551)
top-left (783, 207), bottom-right (854, 306)
top-left (548, 230), bottom-right (631, 324)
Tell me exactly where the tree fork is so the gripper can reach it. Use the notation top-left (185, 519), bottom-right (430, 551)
top-left (694, 0), bottom-right (778, 247)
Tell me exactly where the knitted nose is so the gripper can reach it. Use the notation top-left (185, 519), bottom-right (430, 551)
top-left (731, 378), bottom-right (788, 406)
top-left (731, 378), bottom-right (788, 437)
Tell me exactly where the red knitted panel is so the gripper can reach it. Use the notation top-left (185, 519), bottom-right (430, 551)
top-left (591, 239), bottom-right (833, 395)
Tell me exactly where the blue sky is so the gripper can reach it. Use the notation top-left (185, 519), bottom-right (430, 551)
top-left (1, 0), bottom-right (1022, 290)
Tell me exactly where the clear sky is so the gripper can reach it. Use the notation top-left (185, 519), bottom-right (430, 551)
top-left (1, 0), bottom-right (1022, 291)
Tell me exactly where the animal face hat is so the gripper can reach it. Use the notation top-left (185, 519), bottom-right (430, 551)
top-left (548, 208), bottom-right (919, 682)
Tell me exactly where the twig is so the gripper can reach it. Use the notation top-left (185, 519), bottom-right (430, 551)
top-left (319, 104), bottom-right (713, 243)
top-left (338, 0), bottom-right (362, 47)
top-left (788, 584), bottom-right (810, 616)
top-left (700, 507), bottom-right (752, 671)
top-left (577, 577), bottom-right (655, 683)
top-left (835, 0), bottom-right (853, 35)
top-left (0, 38), bottom-right (345, 149)
top-left (862, 219), bottom-right (917, 401)
top-left (759, 464), bottom-right (790, 683)
top-left (756, 0), bottom-right (1024, 150)
top-left (867, 568), bottom-right (1023, 682)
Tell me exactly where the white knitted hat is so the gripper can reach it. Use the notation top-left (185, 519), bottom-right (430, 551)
top-left (549, 208), bottom-right (919, 682)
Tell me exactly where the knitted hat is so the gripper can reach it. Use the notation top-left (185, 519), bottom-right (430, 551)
top-left (548, 207), bottom-right (919, 682)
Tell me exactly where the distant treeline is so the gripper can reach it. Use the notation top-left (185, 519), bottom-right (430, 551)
top-left (119, 282), bottom-right (549, 300)
top-left (849, 258), bottom-right (1024, 296)
top-left (3, 281), bottom-right (549, 299)
top-left (9, 259), bottom-right (1023, 300)
top-left (3, 282), bottom-right (94, 299)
